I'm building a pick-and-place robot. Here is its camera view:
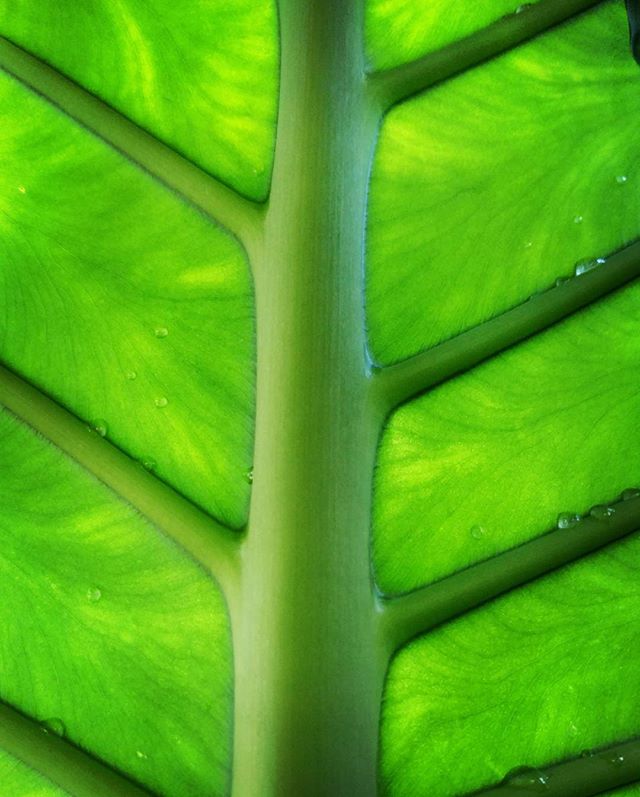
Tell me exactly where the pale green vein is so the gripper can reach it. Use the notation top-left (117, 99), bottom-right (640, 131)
top-left (0, 35), bottom-right (264, 252)
top-left (470, 737), bottom-right (640, 796)
top-left (372, 240), bottom-right (640, 412)
top-left (0, 362), bottom-right (241, 597)
top-left (368, 0), bottom-right (603, 111)
top-left (378, 494), bottom-right (640, 656)
top-left (0, 700), bottom-right (152, 797)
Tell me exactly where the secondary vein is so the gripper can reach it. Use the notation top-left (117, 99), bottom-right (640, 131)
top-left (0, 362), bottom-right (241, 595)
top-left (0, 700), bottom-right (153, 797)
top-left (469, 737), bottom-right (640, 796)
top-left (369, 0), bottom-right (604, 111)
top-left (372, 240), bottom-right (640, 412)
top-left (378, 493), bottom-right (640, 656)
top-left (0, 35), bottom-right (264, 251)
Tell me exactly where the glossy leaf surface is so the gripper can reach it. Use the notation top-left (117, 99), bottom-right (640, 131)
top-left (0, 409), bottom-right (232, 796)
top-left (0, 72), bottom-right (255, 528)
top-left (382, 535), bottom-right (640, 796)
top-left (374, 280), bottom-right (640, 593)
top-left (367, 3), bottom-right (640, 363)
top-left (0, 0), bottom-right (278, 199)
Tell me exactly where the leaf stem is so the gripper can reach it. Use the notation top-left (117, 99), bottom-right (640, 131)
top-left (372, 240), bottom-right (640, 412)
top-left (378, 494), bottom-right (640, 656)
top-left (469, 737), bottom-right (640, 796)
top-left (0, 36), bottom-right (264, 252)
top-left (0, 362), bottom-right (241, 597)
top-left (368, 0), bottom-right (603, 111)
top-left (0, 700), bottom-right (153, 797)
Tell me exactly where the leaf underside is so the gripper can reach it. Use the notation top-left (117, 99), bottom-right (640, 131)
top-left (0, 0), bottom-right (639, 796)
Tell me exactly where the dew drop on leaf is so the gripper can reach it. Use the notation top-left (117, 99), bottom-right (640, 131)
top-left (622, 487), bottom-right (640, 501)
top-left (589, 505), bottom-right (615, 520)
top-left (154, 397), bottom-right (168, 408)
top-left (555, 277), bottom-right (570, 287)
top-left (126, 370), bottom-right (137, 381)
top-left (90, 419), bottom-right (108, 437)
top-left (136, 750), bottom-right (148, 760)
top-left (515, 3), bottom-right (534, 13)
top-left (502, 765), bottom-right (550, 791)
top-left (154, 326), bottom-right (169, 338)
top-left (245, 468), bottom-right (254, 484)
top-left (141, 457), bottom-right (157, 471)
top-left (573, 215), bottom-right (583, 224)
top-left (470, 524), bottom-right (485, 540)
top-left (17, 185), bottom-right (26, 195)
top-left (41, 717), bottom-right (66, 737)
top-left (86, 587), bottom-right (102, 603)
top-left (616, 174), bottom-right (628, 184)
top-left (557, 512), bottom-right (580, 529)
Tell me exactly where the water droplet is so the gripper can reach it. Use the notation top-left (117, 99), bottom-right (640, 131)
top-left (90, 419), bottom-right (108, 437)
top-left (154, 327), bottom-right (168, 338)
top-left (605, 752), bottom-right (625, 766)
top-left (616, 174), bottom-right (628, 184)
top-left (470, 524), bottom-right (485, 540)
top-left (515, 3), bottom-right (534, 13)
top-left (141, 457), bottom-right (157, 471)
top-left (136, 750), bottom-right (148, 760)
top-left (17, 185), bottom-right (26, 194)
top-left (86, 587), bottom-right (102, 603)
top-left (569, 722), bottom-right (579, 736)
top-left (580, 748), bottom-right (595, 759)
top-left (524, 241), bottom-right (533, 249)
top-left (41, 718), bottom-right (66, 736)
top-left (154, 397), bottom-right (168, 408)
top-left (245, 468), bottom-right (254, 484)
top-left (622, 488), bottom-right (640, 501)
top-left (589, 504), bottom-right (615, 520)
top-left (574, 259), bottom-right (598, 276)
top-left (557, 512), bottom-right (581, 529)
top-left (555, 276), bottom-right (571, 287)
top-left (573, 215), bottom-right (583, 224)
top-left (126, 370), bottom-right (137, 381)
top-left (503, 766), bottom-right (550, 791)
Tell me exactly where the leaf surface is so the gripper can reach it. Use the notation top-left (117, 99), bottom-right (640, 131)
top-left (367, 3), bottom-right (640, 363)
top-left (0, 0), bottom-right (278, 199)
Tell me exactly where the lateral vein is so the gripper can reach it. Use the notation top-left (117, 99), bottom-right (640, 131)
top-left (0, 700), bottom-right (153, 797)
top-left (373, 240), bottom-right (640, 412)
top-left (369, 0), bottom-right (604, 111)
top-left (0, 362), bottom-right (241, 594)
top-left (378, 494), bottom-right (640, 655)
top-left (468, 737), bottom-right (640, 796)
top-left (0, 35), bottom-right (263, 250)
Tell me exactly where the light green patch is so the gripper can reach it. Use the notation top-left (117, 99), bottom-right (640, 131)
top-left (367, 2), bottom-right (640, 363)
top-left (374, 281), bottom-right (640, 594)
top-left (0, 0), bottom-right (278, 200)
top-left (0, 408), bottom-right (232, 796)
top-left (365, 0), bottom-right (535, 71)
top-left (381, 533), bottom-right (640, 797)
top-left (0, 72), bottom-right (255, 528)
top-left (0, 749), bottom-right (69, 796)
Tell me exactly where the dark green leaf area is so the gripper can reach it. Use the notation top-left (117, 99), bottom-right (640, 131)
top-left (0, 749), bottom-right (68, 796)
top-left (367, 2), bottom-right (640, 363)
top-left (381, 533), bottom-right (640, 796)
top-left (0, 72), bottom-right (255, 528)
top-left (0, 408), bottom-right (231, 797)
top-left (0, 0), bottom-right (278, 200)
top-left (374, 279), bottom-right (640, 593)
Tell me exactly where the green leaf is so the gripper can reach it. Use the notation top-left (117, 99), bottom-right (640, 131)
top-left (1, 0), bottom-right (639, 795)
